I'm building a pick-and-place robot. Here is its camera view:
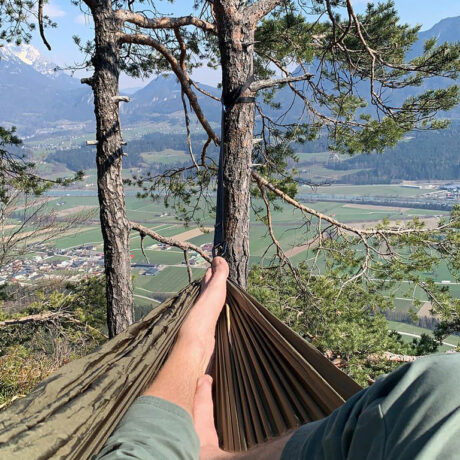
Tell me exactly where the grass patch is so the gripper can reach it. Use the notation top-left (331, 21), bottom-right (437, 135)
top-left (312, 185), bottom-right (429, 197)
top-left (133, 266), bottom-right (206, 293)
top-left (131, 249), bottom-right (184, 265)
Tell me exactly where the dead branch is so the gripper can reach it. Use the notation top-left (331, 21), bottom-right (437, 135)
top-left (112, 95), bottom-right (130, 103)
top-left (0, 311), bottom-right (65, 327)
top-left (367, 351), bottom-right (419, 363)
top-left (246, 0), bottom-right (284, 25)
top-left (0, 312), bottom-right (108, 339)
top-left (130, 221), bottom-right (212, 263)
top-left (139, 232), bottom-right (150, 263)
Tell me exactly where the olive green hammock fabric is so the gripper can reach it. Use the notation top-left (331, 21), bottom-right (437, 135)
top-left (0, 280), bottom-right (361, 459)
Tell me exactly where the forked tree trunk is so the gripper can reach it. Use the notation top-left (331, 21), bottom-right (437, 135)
top-left (90, 4), bottom-right (134, 337)
top-left (215, 5), bottom-right (255, 288)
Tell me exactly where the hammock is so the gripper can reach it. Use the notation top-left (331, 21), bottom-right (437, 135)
top-left (0, 279), bottom-right (361, 459)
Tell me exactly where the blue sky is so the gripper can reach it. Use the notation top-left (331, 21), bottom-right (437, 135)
top-left (32, 0), bottom-right (460, 88)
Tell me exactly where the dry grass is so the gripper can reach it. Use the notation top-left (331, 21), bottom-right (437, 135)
top-left (55, 205), bottom-right (97, 218)
top-left (173, 227), bottom-right (213, 242)
top-left (0, 346), bottom-right (55, 408)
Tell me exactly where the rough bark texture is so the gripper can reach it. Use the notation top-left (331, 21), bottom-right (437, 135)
top-left (215, 2), bottom-right (255, 288)
top-left (91, 3), bottom-right (134, 337)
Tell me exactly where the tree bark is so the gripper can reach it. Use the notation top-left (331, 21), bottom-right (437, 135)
top-left (215, 3), bottom-right (255, 288)
top-left (90, 3), bottom-right (134, 337)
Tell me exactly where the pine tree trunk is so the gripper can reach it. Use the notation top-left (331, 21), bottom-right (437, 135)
top-left (90, 5), bottom-right (134, 337)
top-left (216, 6), bottom-right (255, 288)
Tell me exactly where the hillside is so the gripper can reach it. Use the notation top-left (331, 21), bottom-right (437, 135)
top-left (326, 123), bottom-right (460, 183)
top-left (0, 45), bottom-right (92, 134)
top-left (1, 16), bottom-right (459, 136)
top-left (1, 17), bottom-right (460, 185)
top-left (47, 131), bottom-right (219, 171)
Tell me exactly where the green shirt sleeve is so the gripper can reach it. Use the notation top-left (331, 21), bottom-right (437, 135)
top-left (95, 396), bottom-right (200, 460)
top-left (281, 353), bottom-right (460, 460)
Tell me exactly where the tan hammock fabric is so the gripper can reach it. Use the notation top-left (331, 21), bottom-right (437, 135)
top-left (0, 280), bottom-right (361, 459)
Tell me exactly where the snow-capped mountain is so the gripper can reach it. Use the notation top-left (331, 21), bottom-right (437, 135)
top-left (0, 44), bottom-right (61, 77)
top-left (1, 16), bottom-right (458, 136)
top-left (0, 44), bottom-right (93, 133)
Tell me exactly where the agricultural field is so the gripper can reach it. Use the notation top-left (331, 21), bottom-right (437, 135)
top-left (303, 184), bottom-right (430, 197)
top-left (134, 266), bottom-right (206, 295)
top-left (6, 184), bottom-right (458, 338)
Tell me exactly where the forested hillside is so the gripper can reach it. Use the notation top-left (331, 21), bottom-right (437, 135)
top-left (48, 124), bottom-right (460, 184)
top-left (327, 123), bottom-right (460, 183)
top-left (47, 132), bottom-right (219, 171)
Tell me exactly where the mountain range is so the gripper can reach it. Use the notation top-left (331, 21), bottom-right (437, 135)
top-left (0, 16), bottom-right (459, 137)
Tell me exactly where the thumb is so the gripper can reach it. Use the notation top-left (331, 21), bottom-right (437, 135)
top-left (193, 375), bottom-right (219, 449)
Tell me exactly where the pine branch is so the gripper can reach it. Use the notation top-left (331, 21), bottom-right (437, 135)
top-left (249, 74), bottom-right (313, 92)
top-left (115, 10), bottom-right (217, 35)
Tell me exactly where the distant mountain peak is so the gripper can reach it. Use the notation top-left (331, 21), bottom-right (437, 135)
top-left (424, 15), bottom-right (460, 31)
top-left (0, 44), bottom-right (59, 77)
top-left (419, 16), bottom-right (460, 43)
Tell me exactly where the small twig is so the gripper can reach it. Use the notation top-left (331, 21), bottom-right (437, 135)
top-left (201, 136), bottom-right (212, 165)
top-left (140, 232), bottom-right (150, 263)
top-left (184, 250), bottom-right (193, 283)
top-left (190, 80), bottom-right (221, 102)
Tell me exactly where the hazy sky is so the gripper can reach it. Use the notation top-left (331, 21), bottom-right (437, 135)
top-left (31, 0), bottom-right (460, 88)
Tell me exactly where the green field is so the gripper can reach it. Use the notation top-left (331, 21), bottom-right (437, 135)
top-left (304, 184), bottom-right (429, 197)
top-left (133, 266), bottom-right (206, 294)
top-left (387, 320), bottom-right (460, 349)
top-left (21, 188), bottom-right (456, 332)
top-left (131, 249), bottom-right (184, 265)
top-left (53, 227), bottom-right (104, 249)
